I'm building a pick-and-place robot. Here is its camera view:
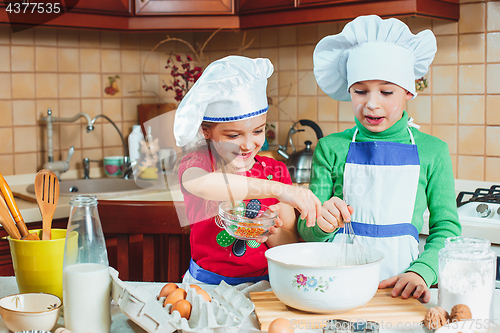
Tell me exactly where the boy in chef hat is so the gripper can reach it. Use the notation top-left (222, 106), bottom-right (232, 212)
top-left (173, 55), bottom-right (322, 285)
top-left (298, 15), bottom-right (461, 302)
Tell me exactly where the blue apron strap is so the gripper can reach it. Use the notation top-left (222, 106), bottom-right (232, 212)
top-left (337, 222), bottom-right (420, 243)
top-left (189, 259), bottom-right (269, 285)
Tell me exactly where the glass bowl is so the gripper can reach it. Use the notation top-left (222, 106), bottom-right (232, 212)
top-left (217, 201), bottom-right (276, 240)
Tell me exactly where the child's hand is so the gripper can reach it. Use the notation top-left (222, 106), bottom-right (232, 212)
top-left (378, 272), bottom-right (431, 303)
top-left (276, 186), bottom-right (322, 228)
top-left (255, 204), bottom-right (282, 244)
top-left (316, 197), bottom-right (354, 233)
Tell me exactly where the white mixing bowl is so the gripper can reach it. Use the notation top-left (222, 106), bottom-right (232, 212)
top-left (265, 242), bottom-right (384, 313)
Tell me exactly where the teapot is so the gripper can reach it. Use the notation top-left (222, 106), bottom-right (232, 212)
top-left (277, 119), bottom-right (323, 183)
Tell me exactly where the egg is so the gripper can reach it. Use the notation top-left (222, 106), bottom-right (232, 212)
top-left (268, 317), bottom-right (294, 333)
top-left (157, 282), bottom-right (178, 300)
top-left (195, 288), bottom-right (212, 302)
top-left (163, 287), bottom-right (187, 307)
top-left (171, 299), bottom-right (192, 320)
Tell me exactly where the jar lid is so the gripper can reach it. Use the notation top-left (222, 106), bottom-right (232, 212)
top-left (445, 236), bottom-right (491, 247)
top-left (440, 236), bottom-right (495, 260)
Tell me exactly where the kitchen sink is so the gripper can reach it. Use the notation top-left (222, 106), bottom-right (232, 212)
top-left (26, 178), bottom-right (158, 197)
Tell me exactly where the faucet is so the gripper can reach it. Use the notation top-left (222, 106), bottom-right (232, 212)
top-left (90, 114), bottom-right (132, 179)
top-left (41, 108), bottom-right (95, 178)
top-left (83, 158), bottom-right (100, 179)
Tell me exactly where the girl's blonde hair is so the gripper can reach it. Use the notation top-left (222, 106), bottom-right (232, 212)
top-left (200, 121), bottom-right (240, 174)
top-left (199, 121), bottom-right (240, 219)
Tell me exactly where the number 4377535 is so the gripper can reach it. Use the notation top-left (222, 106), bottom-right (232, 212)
top-left (6, 2), bottom-right (61, 14)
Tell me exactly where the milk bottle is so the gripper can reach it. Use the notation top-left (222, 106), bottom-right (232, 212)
top-left (63, 195), bottom-right (111, 333)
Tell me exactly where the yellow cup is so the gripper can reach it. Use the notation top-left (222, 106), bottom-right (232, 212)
top-left (8, 229), bottom-right (67, 300)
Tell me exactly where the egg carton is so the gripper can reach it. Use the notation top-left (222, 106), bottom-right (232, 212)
top-left (109, 267), bottom-right (255, 333)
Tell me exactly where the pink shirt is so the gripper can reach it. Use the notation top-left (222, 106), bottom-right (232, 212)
top-left (179, 147), bottom-right (292, 279)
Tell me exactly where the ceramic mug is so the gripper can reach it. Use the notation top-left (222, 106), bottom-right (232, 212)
top-left (103, 156), bottom-right (124, 177)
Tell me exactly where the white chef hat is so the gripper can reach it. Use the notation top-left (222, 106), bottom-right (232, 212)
top-left (174, 55), bottom-right (273, 147)
top-left (313, 15), bottom-right (437, 102)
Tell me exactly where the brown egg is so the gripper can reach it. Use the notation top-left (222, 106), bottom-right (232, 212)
top-left (164, 287), bottom-right (187, 307)
top-left (195, 288), bottom-right (212, 302)
top-left (268, 317), bottom-right (294, 333)
top-left (157, 282), bottom-right (178, 300)
top-left (189, 284), bottom-right (202, 291)
top-left (171, 299), bottom-right (192, 320)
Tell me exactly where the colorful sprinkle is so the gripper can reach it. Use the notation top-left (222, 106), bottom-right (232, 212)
top-left (233, 222), bottom-right (266, 238)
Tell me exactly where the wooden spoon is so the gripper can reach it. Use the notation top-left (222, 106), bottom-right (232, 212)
top-left (0, 171), bottom-right (30, 237)
top-left (34, 170), bottom-right (60, 241)
top-left (0, 195), bottom-right (21, 239)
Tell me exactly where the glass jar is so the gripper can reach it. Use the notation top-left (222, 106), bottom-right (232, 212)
top-left (438, 237), bottom-right (496, 327)
top-left (62, 195), bottom-right (111, 333)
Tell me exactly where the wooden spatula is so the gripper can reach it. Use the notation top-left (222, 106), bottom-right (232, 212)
top-left (34, 170), bottom-right (60, 241)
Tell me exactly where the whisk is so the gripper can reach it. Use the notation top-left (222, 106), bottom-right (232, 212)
top-left (337, 187), bottom-right (369, 266)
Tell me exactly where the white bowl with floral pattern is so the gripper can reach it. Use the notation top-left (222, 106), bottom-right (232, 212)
top-left (265, 242), bottom-right (384, 313)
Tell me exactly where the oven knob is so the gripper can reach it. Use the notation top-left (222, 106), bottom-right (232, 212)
top-left (476, 203), bottom-right (491, 218)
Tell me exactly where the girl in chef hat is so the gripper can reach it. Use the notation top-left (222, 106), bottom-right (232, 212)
top-left (299, 15), bottom-right (461, 302)
top-left (173, 55), bottom-right (322, 285)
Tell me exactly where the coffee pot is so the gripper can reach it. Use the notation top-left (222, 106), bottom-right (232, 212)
top-left (277, 119), bottom-right (323, 183)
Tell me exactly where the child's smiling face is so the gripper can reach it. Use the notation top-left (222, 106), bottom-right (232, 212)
top-left (202, 114), bottom-right (267, 171)
top-left (349, 80), bottom-right (413, 132)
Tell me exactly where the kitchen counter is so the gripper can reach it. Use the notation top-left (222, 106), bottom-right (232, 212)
top-left (4, 170), bottom-right (184, 224)
top-left (5, 171), bottom-right (494, 227)
top-left (0, 276), bottom-right (500, 333)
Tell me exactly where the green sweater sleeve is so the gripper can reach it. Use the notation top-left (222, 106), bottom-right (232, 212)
top-left (297, 130), bottom-right (352, 242)
top-left (405, 132), bottom-right (461, 286)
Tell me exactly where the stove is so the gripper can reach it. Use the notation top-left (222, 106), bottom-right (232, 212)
top-left (455, 185), bottom-right (500, 248)
top-left (456, 185), bottom-right (500, 287)
top-left (421, 181), bottom-right (500, 287)
top-left (457, 184), bottom-right (500, 212)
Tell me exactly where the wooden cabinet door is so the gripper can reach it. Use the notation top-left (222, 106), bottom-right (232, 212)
top-left (298, 0), bottom-right (366, 6)
top-left (0, 238), bottom-right (14, 276)
top-left (136, 0), bottom-right (234, 15)
top-left (71, 0), bottom-right (132, 15)
top-left (238, 0), bottom-right (295, 14)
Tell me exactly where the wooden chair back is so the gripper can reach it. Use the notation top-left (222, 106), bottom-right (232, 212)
top-left (98, 200), bottom-right (190, 282)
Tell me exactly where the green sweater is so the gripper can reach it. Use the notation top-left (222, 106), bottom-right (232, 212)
top-left (298, 111), bottom-right (461, 286)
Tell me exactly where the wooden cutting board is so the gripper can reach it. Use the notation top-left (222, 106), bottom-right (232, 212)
top-left (250, 289), bottom-right (428, 331)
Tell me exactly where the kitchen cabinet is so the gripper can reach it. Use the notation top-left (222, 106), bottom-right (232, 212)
top-left (0, 0), bottom-right (458, 32)
top-left (0, 205), bottom-right (190, 283)
top-left (99, 200), bottom-right (191, 283)
top-left (239, 0), bottom-right (459, 29)
top-left (237, 0), bottom-right (294, 14)
top-left (136, 0), bottom-right (233, 15)
top-left (69, 0), bottom-right (132, 15)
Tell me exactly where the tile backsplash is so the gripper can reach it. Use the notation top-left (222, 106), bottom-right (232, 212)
top-left (0, 0), bottom-right (499, 182)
